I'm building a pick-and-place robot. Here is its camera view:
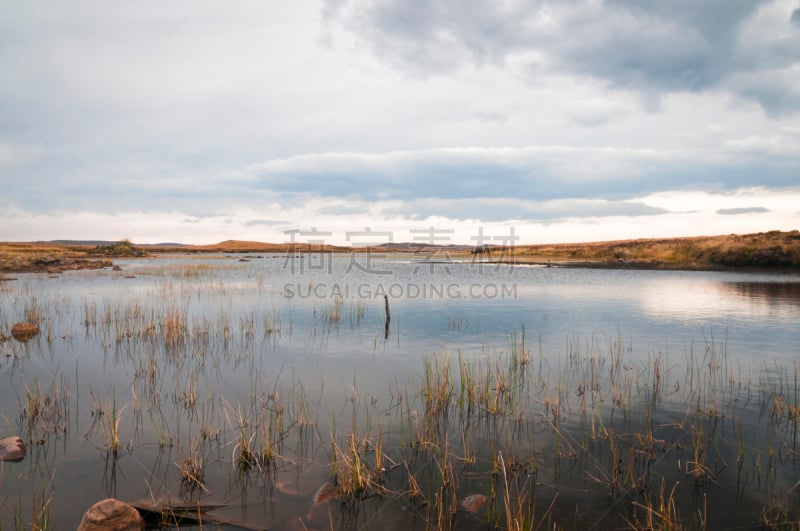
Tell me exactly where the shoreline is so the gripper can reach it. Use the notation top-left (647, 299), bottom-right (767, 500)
top-left (489, 258), bottom-right (800, 274)
top-left (2, 253), bottom-right (799, 276)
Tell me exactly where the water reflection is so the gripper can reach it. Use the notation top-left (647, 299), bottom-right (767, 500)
top-left (725, 281), bottom-right (800, 304)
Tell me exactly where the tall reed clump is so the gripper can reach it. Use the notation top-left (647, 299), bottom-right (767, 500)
top-left (13, 489), bottom-right (53, 531)
top-left (624, 479), bottom-right (706, 531)
top-left (493, 451), bottom-right (549, 531)
top-left (331, 432), bottom-right (373, 499)
top-left (324, 296), bottom-right (343, 326)
top-left (258, 389), bottom-right (285, 468)
top-left (423, 353), bottom-right (453, 421)
top-left (18, 375), bottom-right (71, 443)
top-left (176, 438), bottom-right (208, 496)
top-left (229, 405), bottom-right (257, 473)
top-left (23, 295), bottom-right (47, 328)
top-left (329, 397), bottom-right (388, 503)
top-left (222, 387), bottom-right (293, 475)
top-left (161, 306), bottom-right (187, 350)
top-left (87, 388), bottom-right (124, 455)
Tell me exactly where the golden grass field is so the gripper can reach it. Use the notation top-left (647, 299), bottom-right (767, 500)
top-left (508, 229), bottom-right (800, 269)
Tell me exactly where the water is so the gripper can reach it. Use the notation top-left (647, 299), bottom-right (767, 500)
top-left (1, 254), bottom-right (799, 529)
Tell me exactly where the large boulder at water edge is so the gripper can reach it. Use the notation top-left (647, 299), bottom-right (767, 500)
top-left (78, 498), bottom-right (144, 531)
top-left (0, 436), bottom-right (25, 462)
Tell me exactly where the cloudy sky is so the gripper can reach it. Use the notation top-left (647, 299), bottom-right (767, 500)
top-left (1, 0), bottom-right (799, 245)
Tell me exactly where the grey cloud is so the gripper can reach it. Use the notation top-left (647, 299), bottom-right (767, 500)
top-left (716, 207), bottom-right (770, 215)
top-left (329, 0), bottom-right (800, 114)
top-left (384, 198), bottom-right (669, 222)
top-left (245, 146), bottom-right (799, 203)
top-left (472, 107), bottom-right (510, 123)
top-left (566, 101), bottom-right (626, 127)
top-left (792, 8), bottom-right (800, 24)
top-left (347, 0), bottom-right (525, 73)
top-left (322, 0), bottom-right (348, 20)
top-left (8, 144), bottom-right (799, 216)
top-left (735, 75), bottom-right (800, 117)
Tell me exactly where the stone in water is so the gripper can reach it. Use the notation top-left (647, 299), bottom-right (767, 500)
top-left (0, 437), bottom-right (26, 462)
top-left (461, 493), bottom-right (488, 513)
top-left (11, 322), bottom-right (40, 342)
top-left (78, 498), bottom-right (144, 531)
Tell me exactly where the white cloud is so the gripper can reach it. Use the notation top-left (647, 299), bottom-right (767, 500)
top-left (2, 186), bottom-right (797, 245)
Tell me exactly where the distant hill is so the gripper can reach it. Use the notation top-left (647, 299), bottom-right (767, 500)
top-left (41, 239), bottom-right (117, 246)
top-left (149, 240), bottom-right (480, 253)
top-left (376, 242), bottom-right (478, 251)
top-left (150, 240), bottom-right (309, 253)
top-left (39, 239), bottom-right (484, 252)
top-left (42, 240), bottom-right (188, 247)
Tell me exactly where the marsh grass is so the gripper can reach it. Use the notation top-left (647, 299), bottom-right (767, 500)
top-left (361, 333), bottom-right (800, 529)
top-left (13, 489), bottom-right (52, 531)
top-left (495, 451), bottom-right (549, 531)
top-left (3, 318), bottom-right (792, 531)
top-left (4, 261), bottom-right (800, 530)
top-left (176, 438), bottom-right (208, 496)
top-left (316, 296), bottom-right (367, 330)
top-left (623, 479), bottom-right (695, 531)
top-left (86, 388), bottom-right (124, 455)
top-left (323, 296), bottom-right (343, 326)
top-left (229, 405), bottom-right (258, 473)
top-left (17, 375), bottom-right (70, 443)
top-left (758, 479), bottom-right (800, 529)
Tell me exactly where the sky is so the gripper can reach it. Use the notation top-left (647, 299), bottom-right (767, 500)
top-left (1, 0), bottom-right (799, 246)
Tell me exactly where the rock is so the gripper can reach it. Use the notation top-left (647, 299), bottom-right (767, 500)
top-left (112, 265), bottom-right (123, 271)
top-left (306, 482), bottom-right (339, 523)
top-left (312, 482), bottom-right (339, 505)
top-left (0, 436), bottom-right (26, 462)
top-left (32, 257), bottom-right (60, 267)
top-left (78, 498), bottom-right (144, 531)
top-left (460, 493), bottom-right (487, 513)
top-left (11, 322), bottom-right (40, 342)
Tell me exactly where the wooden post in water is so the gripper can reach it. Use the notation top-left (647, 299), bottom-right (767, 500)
top-left (384, 294), bottom-right (391, 339)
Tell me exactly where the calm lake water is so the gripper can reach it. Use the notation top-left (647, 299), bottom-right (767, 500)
top-left (1, 254), bottom-right (799, 529)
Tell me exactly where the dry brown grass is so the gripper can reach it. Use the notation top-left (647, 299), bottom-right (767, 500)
top-left (0, 242), bottom-right (112, 273)
top-left (505, 230), bottom-right (800, 270)
top-left (0, 242), bottom-right (85, 259)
